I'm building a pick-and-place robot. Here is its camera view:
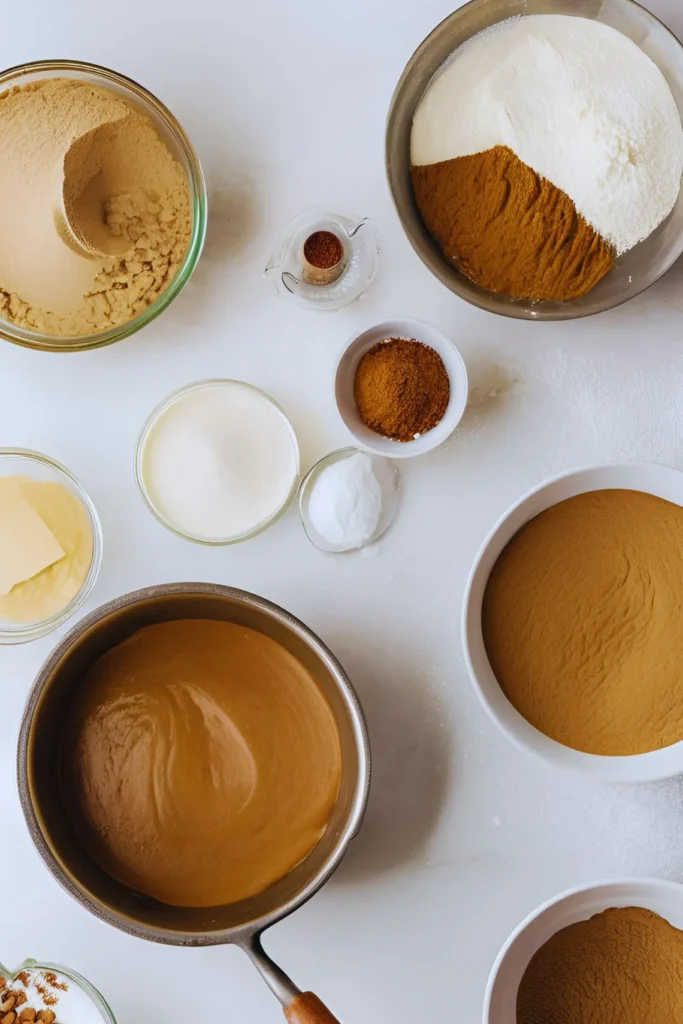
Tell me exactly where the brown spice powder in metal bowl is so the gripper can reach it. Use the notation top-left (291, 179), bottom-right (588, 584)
top-left (411, 145), bottom-right (615, 302)
top-left (354, 337), bottom-right (450, 442)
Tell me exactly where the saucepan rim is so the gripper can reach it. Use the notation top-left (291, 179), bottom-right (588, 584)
top-left (17, 581), bottom-right (371, 946)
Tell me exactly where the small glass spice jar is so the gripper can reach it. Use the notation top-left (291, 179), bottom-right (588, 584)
top-left (265, 207), bottom-right (381, 311)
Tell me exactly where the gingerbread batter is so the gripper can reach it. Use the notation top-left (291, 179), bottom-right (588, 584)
top-left (63, 619), bottom-right (342, 907)
top-left (483, 489), bottom-right (683, 756)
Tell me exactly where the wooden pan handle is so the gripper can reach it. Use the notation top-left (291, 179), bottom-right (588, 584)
top-left (284, 992), bottom-right (341, 1023)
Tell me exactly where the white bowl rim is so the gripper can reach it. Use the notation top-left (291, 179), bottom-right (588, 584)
top-left (483, 876), bottom-right (683, 1023)
top-left (462, 461), bottom-right (683, 782)
top-left (334, 316), bottom-right (469, 459)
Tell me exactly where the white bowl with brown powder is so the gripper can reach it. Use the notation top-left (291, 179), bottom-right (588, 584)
top-left (0, 60), bottom-right (206, 351)
top-left (335, 317), bottom-right (469, 458)
top-left (463, 462), bottom-right (683, 782)
top-left (485, 877), bottom-right (683, 1024)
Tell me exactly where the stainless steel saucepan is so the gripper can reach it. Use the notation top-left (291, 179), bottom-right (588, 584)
top-left (17, 583), bottom-right (371, 1024)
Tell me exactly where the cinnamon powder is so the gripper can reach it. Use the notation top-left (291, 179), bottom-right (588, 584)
top-left (411, 145), bottom-right (615, 301)
top-left (483, 489), bottom-right (683, 756)
top-left (354, 338), bottom-right (450, 442)
top-left (303, 231), bottom-right (343, 269)
top-left (518, 907), bottom-right (683, 1023)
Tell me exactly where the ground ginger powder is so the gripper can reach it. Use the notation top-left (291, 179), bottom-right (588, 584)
top-left (482, 489), bottom-right (683, 756)
top-left (411, 145), bottom-right (614, 301)
top-left (517, 907), bottom-right (683, 1024)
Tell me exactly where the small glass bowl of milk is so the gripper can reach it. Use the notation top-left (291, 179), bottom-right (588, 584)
top-left (135, 379), bottom-right (300, 544)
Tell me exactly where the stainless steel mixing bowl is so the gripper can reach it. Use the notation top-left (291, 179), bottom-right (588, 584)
top-left (386, 0), bottom-right (683, 321)
top-left (17, 584), bottom-right (371, 1024)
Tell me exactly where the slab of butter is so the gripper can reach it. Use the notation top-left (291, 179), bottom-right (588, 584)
top-left (0, 494), bottom-right (65, 596)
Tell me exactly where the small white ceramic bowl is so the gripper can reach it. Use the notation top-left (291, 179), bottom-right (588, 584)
top-left (335, 317), bottom-right (468, 458)
top-left (463, 462), bottom-right (683, 782)
top-left (485, 877), bottom-right (683, 1024)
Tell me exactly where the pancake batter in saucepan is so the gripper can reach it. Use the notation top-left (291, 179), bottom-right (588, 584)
top-left (62, 619), bottom-right (342, 907)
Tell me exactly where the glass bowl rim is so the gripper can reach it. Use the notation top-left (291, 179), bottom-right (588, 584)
top-left (0, 58), bottom-right (207, 352)
top-left (0, 448), bottom-right (103, 642)
top-left (134, 378), bottom-right (301, 546)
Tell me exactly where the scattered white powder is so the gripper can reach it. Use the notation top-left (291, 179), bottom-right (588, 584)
top-left (538, 774), bottom-right (683, 881)
top-left (411, 15), bottom-right (683, 253)
top-left (141, 383), bottom-right (298, 541)
top-left (308, 453), bottom-right (384, 550)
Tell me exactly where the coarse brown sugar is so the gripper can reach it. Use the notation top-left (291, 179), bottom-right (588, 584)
top-left (354, 337), bottom-right (450, 442)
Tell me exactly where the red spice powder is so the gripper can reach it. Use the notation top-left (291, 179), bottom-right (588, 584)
top-left (303, 230), bottom-right (343, 269)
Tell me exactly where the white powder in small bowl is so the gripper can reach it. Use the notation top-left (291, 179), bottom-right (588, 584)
top-left (139, 381), bottom-right (299, 543)
top-left (306, 451), bottom-right (400, 552)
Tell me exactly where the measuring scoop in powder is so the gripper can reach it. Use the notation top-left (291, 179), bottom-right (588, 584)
top-left (55, 120), bottom-right (131, 260)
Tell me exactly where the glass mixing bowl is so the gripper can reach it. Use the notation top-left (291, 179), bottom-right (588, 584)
top-left (135, 379), bottom-right (301, 545)
top-left (386, 0), bottom-right (683, 321)
top-left (0, 59), bottom-right (207, 351)
top-left (299, 447), bottom-right (402, 553)
top-left (0, 960), bottom-right (116, 1024)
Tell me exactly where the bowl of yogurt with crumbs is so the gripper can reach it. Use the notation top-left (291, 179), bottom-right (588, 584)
top-left (0, 960), bottom-right (116, 1024)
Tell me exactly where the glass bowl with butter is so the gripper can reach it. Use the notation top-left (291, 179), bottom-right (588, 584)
top-left (0, 449), bottom-right (102, 644)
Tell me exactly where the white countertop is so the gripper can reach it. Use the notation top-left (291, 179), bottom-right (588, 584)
top-left (1, 1), bottom-right (683, 1020)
